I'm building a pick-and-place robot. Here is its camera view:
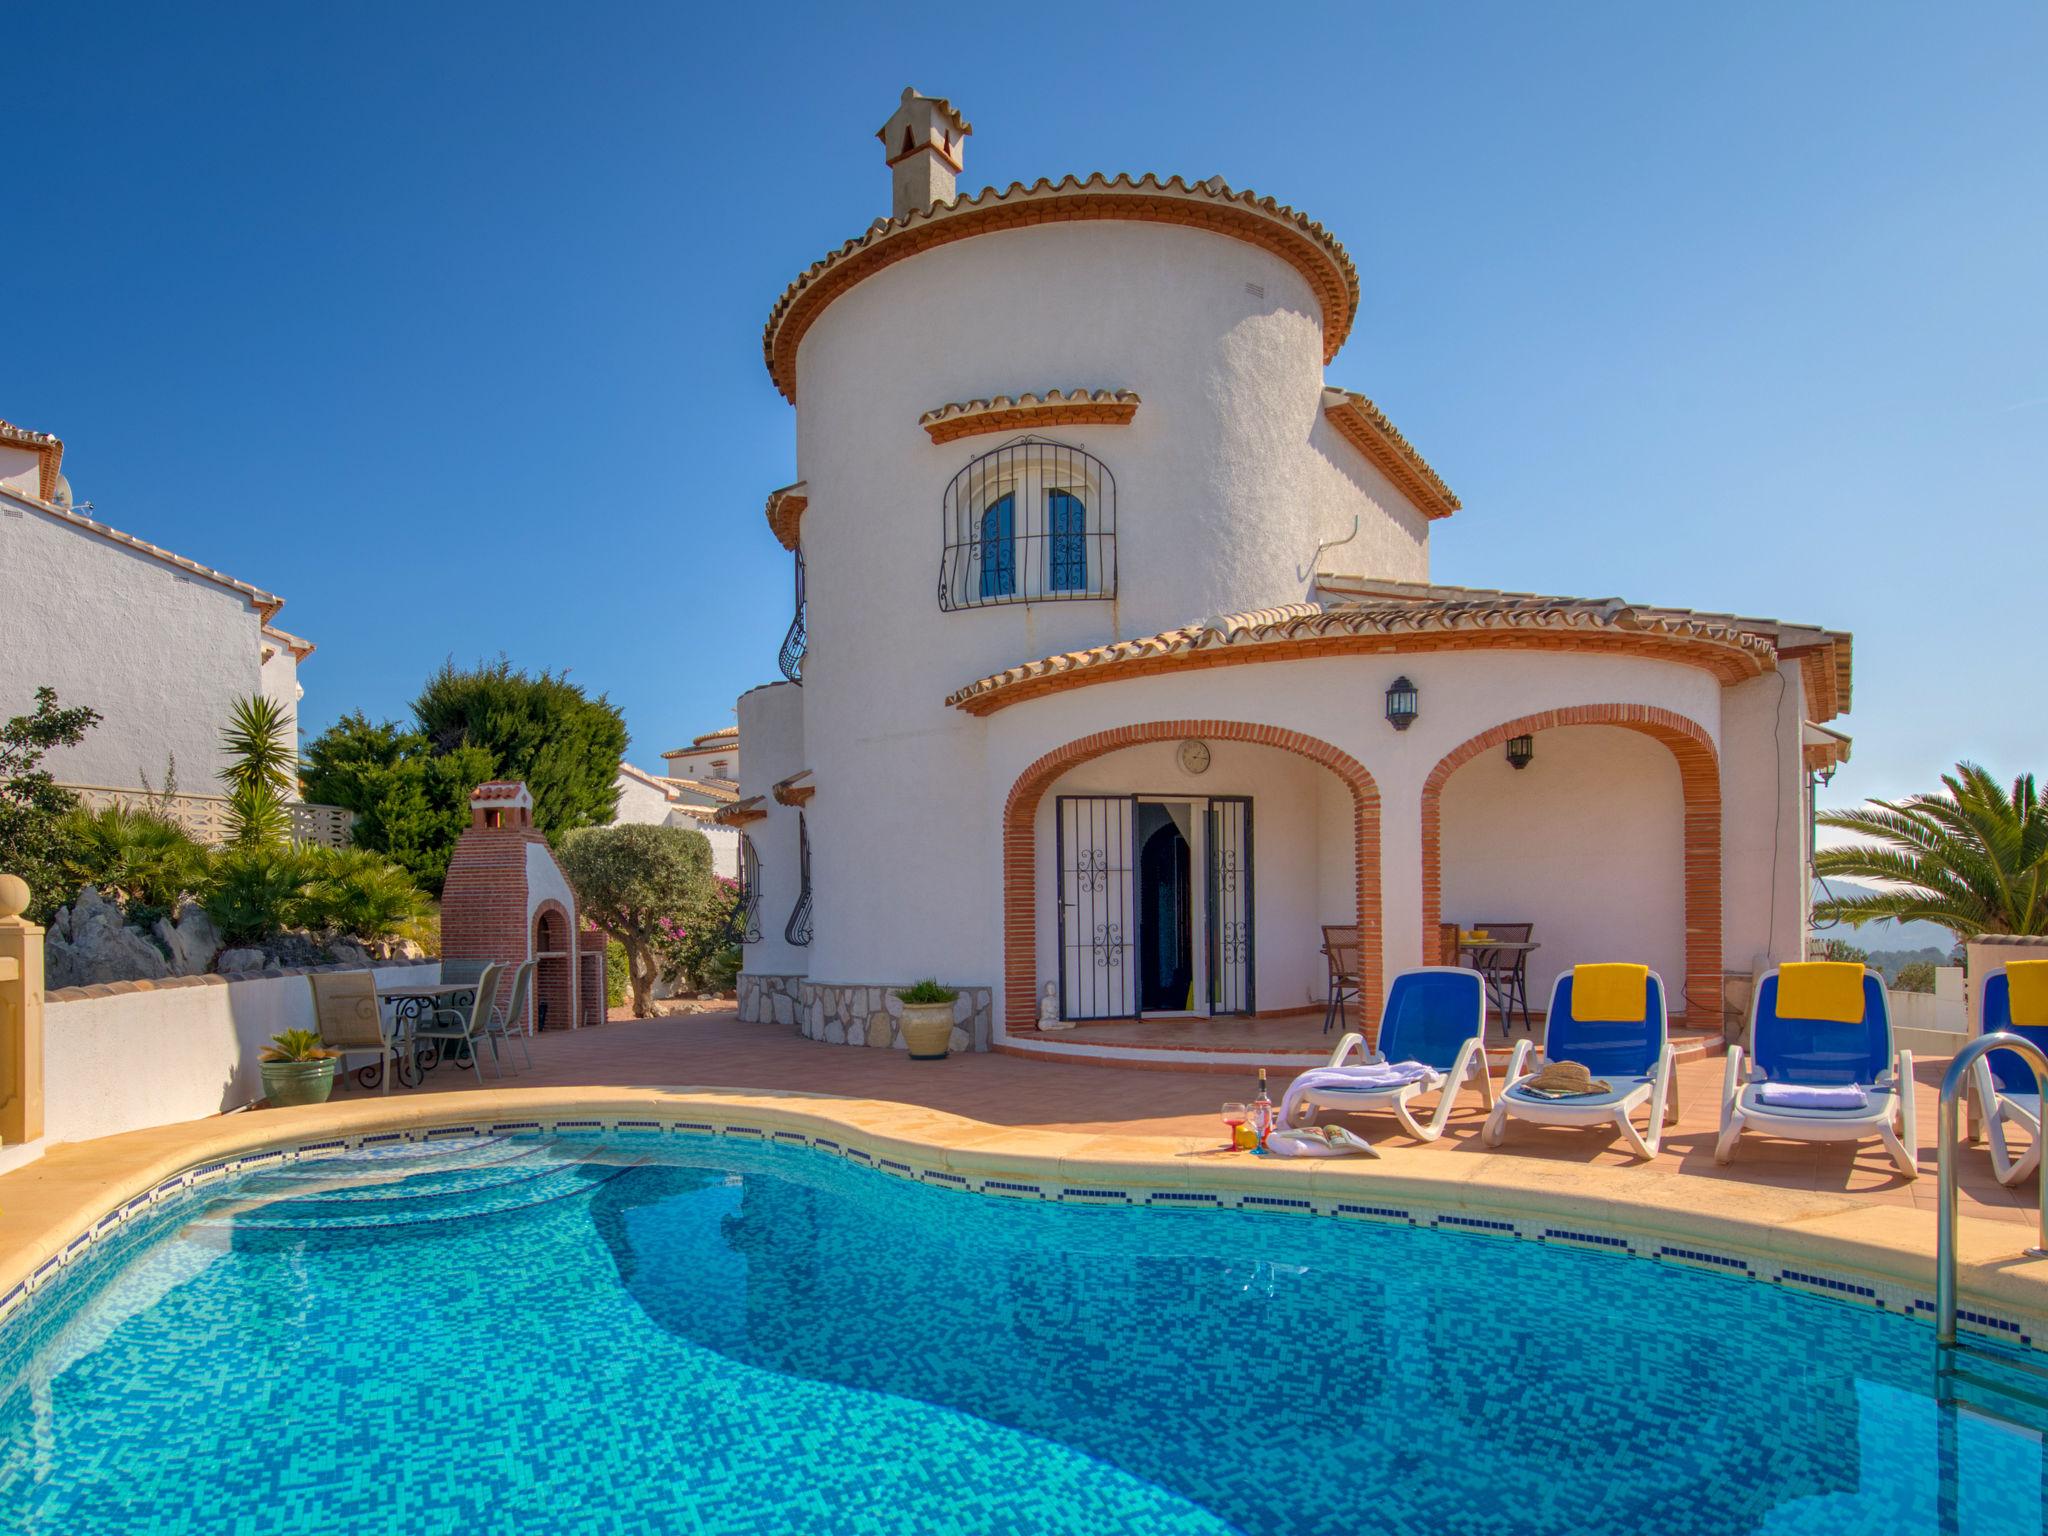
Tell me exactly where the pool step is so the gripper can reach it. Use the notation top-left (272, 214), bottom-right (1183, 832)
top-left (197, 1141), bottom-right (635, 1232)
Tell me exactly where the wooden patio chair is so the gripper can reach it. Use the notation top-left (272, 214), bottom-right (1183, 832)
top-left (1321, 924), bottom-right (1361, 1036)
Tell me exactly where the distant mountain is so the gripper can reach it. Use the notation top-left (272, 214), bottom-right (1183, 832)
top-left (1811, 880), bottom-right (1961, 955)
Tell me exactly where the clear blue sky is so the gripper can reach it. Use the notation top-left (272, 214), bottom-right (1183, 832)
top-left (9, 3), bottom-right (2042, 815)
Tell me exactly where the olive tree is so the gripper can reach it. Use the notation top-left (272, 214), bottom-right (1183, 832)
top-left (557, 823), bottom-right (713, 1017)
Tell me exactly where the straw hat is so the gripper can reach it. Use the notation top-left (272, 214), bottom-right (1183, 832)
top-left (1525, 1059), bottom-right (1611, 1096)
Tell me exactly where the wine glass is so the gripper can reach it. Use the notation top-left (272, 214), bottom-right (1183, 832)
top-left (1221, 1102), bottom-right (1247, 1150)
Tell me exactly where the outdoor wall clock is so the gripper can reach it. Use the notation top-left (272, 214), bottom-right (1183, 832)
top-left (1178, 739), bottom-right (1212, 775)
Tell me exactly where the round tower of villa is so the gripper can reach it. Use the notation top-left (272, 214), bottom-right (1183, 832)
top-left (733, 89), bottom-right (1845, 1061)
top-left (757, 90), bottom-right (1445, 1005)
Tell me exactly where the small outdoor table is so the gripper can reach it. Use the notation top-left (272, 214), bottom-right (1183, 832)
top-left (375, 982), bottom-right (480, 1082)
top-left (1454, 939), bottom-right (1539, 1035)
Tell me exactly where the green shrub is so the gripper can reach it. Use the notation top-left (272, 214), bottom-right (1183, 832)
top-left (1894, 960), bottom-right (1938, 994)
top-left (896, 979), bottom-right (958, 1005)
top-left (203, 843), bottom-right (316, 944)
top-left (59, 804), bottom-right (211, 911)
top-left (0, 686), bottom-right (101, 922)
top-left (558, 823), bottom-right (713, 1017)
top-left (605, 937), bottom-right (628, 1010)
top-left (297, 846), bottom-right (429, 939)
top-left (653, 876), bottom-right (744, 996)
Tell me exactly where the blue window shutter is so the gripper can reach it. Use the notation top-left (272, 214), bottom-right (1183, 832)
top-left (1047, 489), bottom-right (1086, 592)
top-left (980, 493), bottom-right (1016, 598)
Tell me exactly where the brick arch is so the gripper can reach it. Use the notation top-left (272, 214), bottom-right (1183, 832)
top-left (532, 899), bottom-right (573, 1033)
top-left (1419, 704), bottom-right (1720, 1026)
top-left (1002, 719), bottom-right (1381, 1034)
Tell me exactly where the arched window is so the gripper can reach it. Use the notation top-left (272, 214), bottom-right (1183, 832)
top-left (940, 439), bottom-right (1116, 610)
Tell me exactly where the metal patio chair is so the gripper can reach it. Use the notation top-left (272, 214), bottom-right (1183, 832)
top-left (486, 960), bottom-right (538, 1074)
top-left (1465, 921), bottom-right (1535, 1033)
top-left (414, 963), bottom-right (504, 1085)
top-left (309, 970), bottom-right (406, 1093)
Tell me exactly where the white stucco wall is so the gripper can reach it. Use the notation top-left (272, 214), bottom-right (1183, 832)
top-left (735, 682), bottom-right (807, 977)
top-left (1719, 663), bottom-right (1810, 974)
top-left (973, 647), bottom-right (1723, 1026)
top-left (663, 741), bottom-right (740, 784)
top-left (524, 841), bottom-right (577, 937)
top-left (1438, 725), bottom-right (1685, 1008)
top-left (0, 446), bottom-right (46, 501)
top-left (611, 769), bottom-right (675, 826)
top-left (1035, 739), bottom-right (1350, 1016)
top-left (259, 641), bottom-right (302, 757)
top-left (791, 221), bottom-right (1442, 992)
top-left (41, 963), bottom-right (439, 1146)
top-left (0, 497), bottom-right (268, 791)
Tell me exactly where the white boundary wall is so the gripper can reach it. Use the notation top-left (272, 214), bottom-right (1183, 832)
top-left (41, 963), bottom-right (439, 1147)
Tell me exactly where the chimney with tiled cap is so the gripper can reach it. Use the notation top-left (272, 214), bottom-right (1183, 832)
top-left (877, 87), bottom-right (972, 220)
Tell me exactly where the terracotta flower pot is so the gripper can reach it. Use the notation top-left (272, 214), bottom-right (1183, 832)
top-left (898, 1001), bottom-right (957, 1060)
top-left (261, 1058), bottom-right (339, 1107)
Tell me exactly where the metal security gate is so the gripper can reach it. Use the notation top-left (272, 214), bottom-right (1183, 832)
top-left (1207, 797), bottom-right (1254, 1014)
top-left (1056, 795), bottom-right (1137, 1020)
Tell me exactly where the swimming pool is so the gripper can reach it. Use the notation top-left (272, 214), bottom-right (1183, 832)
top-left (0, 1132), bottom-right (2041, 1535)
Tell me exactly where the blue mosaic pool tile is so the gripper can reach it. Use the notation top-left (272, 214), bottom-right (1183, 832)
top-left (1436, 1213), bottom-right (1518, 1235)
top-left (1657, 1245), bottom-right (1753, 1275)
top-left (1241, 1194), bottom-right (1315, 1213)
top-left (1145, 1191), bottom-right (1221, 1206)
top-left (981, 1179), bottom-right (1042, 1198)
top-left (1333, 1203), bottom-right (1412, 1222)
top-left (920, 1170), bottom-right (969, 1187)
top-left (1060, 1187), bottom-right (1130, 1202)
top-left (1777, 1268), bottom-right (1876, 1300)
top-left (1543, 1227), bottom-right (1632, 1251)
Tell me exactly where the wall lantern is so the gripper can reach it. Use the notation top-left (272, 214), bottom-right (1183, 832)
top-left (1505, 734), bottom-right (1535, 771)
top-left (1384, 676), bottom-right (1419, 732)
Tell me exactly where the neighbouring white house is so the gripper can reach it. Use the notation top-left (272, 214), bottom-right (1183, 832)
top-left (714, 88), bottom-right (1852, 1062)
top-left (0, 418), bottom-right (346, 845)
top-left (612, 755), bottom-right (741, 880)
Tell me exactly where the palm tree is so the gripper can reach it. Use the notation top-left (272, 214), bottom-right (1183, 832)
top-left (218, 695), bottom-right (298, 846)
top-left (1815, 762), bottom-right (2048, 940)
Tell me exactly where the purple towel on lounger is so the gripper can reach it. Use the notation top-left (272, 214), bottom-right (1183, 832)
top-left (1757, 1081), bottom-right (1868, 1110)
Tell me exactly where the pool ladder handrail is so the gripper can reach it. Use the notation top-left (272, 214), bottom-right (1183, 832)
top-left (1936, 1032), bottom-right (2048, 1348)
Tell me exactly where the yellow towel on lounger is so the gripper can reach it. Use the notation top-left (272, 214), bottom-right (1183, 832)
top-left (2007, 961), bottom-right (2048, 1027)
top-left (1572, 964), bottom-right (1648, 1022)
top-left (1776, 961), bottom-right (1866, 1023)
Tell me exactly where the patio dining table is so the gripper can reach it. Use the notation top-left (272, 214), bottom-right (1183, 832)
top-left (1453, 938), bottom-right (1539, 1034)
top-left (375, 981), bottom-right (481, 1083)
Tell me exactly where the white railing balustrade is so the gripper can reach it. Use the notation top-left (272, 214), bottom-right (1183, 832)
top-left (60, 785), bottom-right (355, 849)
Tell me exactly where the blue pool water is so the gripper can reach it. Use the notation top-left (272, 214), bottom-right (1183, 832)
top-left (0, 1134), bottom-right (2043, 1535)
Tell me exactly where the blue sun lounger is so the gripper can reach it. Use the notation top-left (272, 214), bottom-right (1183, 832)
top-left (1716, 966), bottom-right (1916, 1179)
top-left (1968, 966), bottom-right (2047, 1187)
top-left (1280, 967), bottom-right (1492, 1142)
top-left (1484, 967), bottom-right (1675, 1160)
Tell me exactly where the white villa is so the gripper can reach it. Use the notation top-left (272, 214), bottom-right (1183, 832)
top-left (0, 418), bottom-right (342, 844)
top-left (722, 90), bottom-right (1853, 1063)
top-left (613, 725), bottom-right (742, 879)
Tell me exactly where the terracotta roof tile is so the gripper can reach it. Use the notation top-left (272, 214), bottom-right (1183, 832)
top-left (919, 388), bottom-right (1140, 444)
top-left (1320, 389), bottom-right (1459, 520)
top-left (946, 597), bottom-right (1781, 716)
top-left (764, 173), bottom-right (1358, 401)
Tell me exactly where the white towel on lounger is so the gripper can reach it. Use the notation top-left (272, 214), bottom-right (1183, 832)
top-left (1757, 1081), bottom-right (1869, 1110)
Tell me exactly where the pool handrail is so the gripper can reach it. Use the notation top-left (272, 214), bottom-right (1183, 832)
top-left (1936, 1032), bottom-right (2048, 1347)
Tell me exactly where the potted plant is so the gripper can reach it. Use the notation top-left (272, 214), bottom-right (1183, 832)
top-left (260, 1028), bottom-right (341, 1107)
top-left (895, 980), bottom-right (960, 1061)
